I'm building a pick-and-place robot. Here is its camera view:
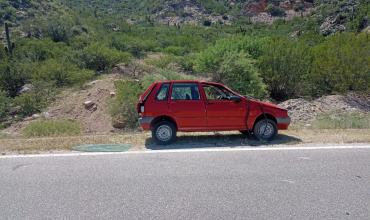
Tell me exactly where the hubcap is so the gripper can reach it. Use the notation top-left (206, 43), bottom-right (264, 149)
top-left (156, 125), bottom-right (172, 142)
top-left (258, 122), bottom-right (274, 138)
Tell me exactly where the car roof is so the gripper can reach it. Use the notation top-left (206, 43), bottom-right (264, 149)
top-left (156, 80), bottom-right (223, 86)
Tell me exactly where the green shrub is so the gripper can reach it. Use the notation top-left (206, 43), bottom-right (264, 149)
top-left (13, 39), bottom-right (73, 62)
top-left (14, 81), bottom-right (55, 117)
top-left (164, 46), bottom-right (188, 56)
top-left (23, 119), bottom-right (81, 137)
top-left (258, 37), bottom-right (312, 100)
top-left (312, 113), bottom-right (370, 129)
top-left (45, 16), bottom-right (74, 43)
top-left (194, 37), bottom-right (266, 98)
top-left (0, 91), bottom-right (9, 121)
top-left (216, 52), bottom-right (266, 98)
top-left (144, 54), bottom-right (180, 69)
top-left (0, 62), bottom-right (29, 97)
top-left (110, 80), bottom-right (142, 129)
top-left (267, 4), bottom-right (286, 17)
top-left (310, 33), bottom-right (370, 96)
top-left (31, 59), bottom-right (94, 87)
top-left (194, 36), bottom-right (266, 73)
top-left (111, 35), bottom-right (158, 58)
top-left (81, 43), bottom-right (132, 71)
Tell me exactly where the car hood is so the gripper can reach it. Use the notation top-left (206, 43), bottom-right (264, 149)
top-left (248, 99), bottom-right (287, 111)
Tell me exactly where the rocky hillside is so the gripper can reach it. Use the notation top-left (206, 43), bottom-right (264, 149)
top-left (2, 0), bottom-right (368, 35)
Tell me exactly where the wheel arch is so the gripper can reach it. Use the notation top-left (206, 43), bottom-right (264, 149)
top-left (150, 115), bottom-right (178, 130)
top-left (253, 113), bottom-right (277, 129)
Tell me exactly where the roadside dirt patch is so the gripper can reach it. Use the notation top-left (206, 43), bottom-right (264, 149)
top-left (5, 74), bottom-right (121, 135)
top-left (279, 93), bottom-right (370, 125)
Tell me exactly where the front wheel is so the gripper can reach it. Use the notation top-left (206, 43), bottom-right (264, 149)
top-left (152, 121), bottom-right (177, 145)
top-left (253, 119), bottom-right (278, 141)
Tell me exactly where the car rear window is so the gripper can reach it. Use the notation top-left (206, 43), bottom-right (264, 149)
top-left (156, 83), bottom-right (170, 101)
top-left (171, 83), bottom-right (200, 100)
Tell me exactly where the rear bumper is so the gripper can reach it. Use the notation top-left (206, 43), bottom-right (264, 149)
top-left (276, 117), bottom-right (291, 130)
top-left (139, 116), bottom-right (154, 130)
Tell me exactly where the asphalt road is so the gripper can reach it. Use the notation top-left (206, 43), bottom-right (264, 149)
top-left (1, 146), bottom-right (370, 220)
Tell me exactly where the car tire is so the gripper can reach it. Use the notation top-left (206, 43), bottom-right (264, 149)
top-left (152, 121), bottom-right (177, 145)
top-left (253, 119), bottom-right (278, 141)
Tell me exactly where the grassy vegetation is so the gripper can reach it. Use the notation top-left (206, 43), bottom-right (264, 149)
top-left (312, 113), bottom-right (370, 129)
top-left (0, 0), bottom-right (369, 130)
top-left (23, 119), bottom-right (81, 137)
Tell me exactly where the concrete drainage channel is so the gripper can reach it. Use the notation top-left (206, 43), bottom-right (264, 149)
top-left (72, 144), bottom-right (132, 152)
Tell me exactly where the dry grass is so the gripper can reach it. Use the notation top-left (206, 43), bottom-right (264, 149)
top-left (1, 129), bottom-right (370, 155)
top-left (0, 133), bottom-right (149, 154)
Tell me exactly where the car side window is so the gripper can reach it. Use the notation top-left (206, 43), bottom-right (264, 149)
top-left (204, 85), bottom-right (233, 101)
top-left (171, 83), bottom-right (200, 100)
top-left (156, 83), bottom-right (170, 101)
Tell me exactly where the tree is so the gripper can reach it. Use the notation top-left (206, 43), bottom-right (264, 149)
top-left (217, 52), bottom-right (267, 98)
top-left (258, 37), bottom-right (312, 100)
top-left (310, 33), bottom-right (370, 96)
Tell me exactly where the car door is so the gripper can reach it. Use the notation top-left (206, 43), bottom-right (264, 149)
top-left (169, 83), bottom-right (207, 130)
top-left (202, 84), bottom-right (246, 129)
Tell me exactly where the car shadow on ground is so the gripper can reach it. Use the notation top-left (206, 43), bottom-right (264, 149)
top-left (145, 133), bottom-right (302, 150)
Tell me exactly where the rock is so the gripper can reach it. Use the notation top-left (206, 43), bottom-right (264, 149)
top-left (86, 80), bottom-right (101, 86)
top-left (31, 114), bottom-right (41, 119)
top-left (18, 84), bottom-right (34, 94)
top-left (320, 16), bottom-right (346, 36)
top-left (83, 101), bottom-right (95, 109)
top-left (42, 112), bottom-right (51, 119)
top-left (110, 92), bottom-right (116, 97)
top-left (112, 118), bottom-right (125, 129)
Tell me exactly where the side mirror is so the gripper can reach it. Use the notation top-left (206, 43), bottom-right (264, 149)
top-left (229, 96), bottom-right (241, 102)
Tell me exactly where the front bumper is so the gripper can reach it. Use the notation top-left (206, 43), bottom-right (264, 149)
top-left (138, 116), bottom-right (154, 130)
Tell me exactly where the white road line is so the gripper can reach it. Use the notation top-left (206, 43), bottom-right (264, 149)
top-left (1, 145), bottom-right (370, 159)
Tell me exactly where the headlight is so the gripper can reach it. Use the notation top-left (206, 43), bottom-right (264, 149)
top-left (140, 106), bottom-right (145, 113)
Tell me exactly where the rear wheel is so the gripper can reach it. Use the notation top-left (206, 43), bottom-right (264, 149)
top-left (253, 119), bottom-right (277, 141)
top-left (152, 121), bottom-right (177, 145)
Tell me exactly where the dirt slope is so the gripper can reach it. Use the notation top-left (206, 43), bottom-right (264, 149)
top-left (6, 74), bottom-right (121, 135)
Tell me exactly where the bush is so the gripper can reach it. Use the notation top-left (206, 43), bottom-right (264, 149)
top-left (258, 37), bottom-right (312, 100)
top-left (310, 33), bottom-right (370, 96)
top-left (216, 52), bottom-right (266, 98)
top-left (163, 46), bottom-right (188, 56)
top-left (31, 59), bottom-right (94, 87)
top-left (111, 35), bottom-right (158, 58)
top-left (14, 81), bottom-right (55, 117)
top-left (267, 5), bottom-right (286, 17)
top-left (144, 54), bottom-right (180, 69)
top-left (194, 36), bottom-right (266, 73)
top-left (0, 62), bottom-right (29, 97)
top-left (0, 91), bottom-right (9, 121)
top-left (45, 16), bottom-right (74, 42)
top-left (81, 43), bottom-right (132, 71)
top-left (23, 119), bottom-right (81, 137)
top-left (13, 39), bottom-right (73, 62)
top-left (110, 80), bottom-right (142, 129)
top-left (194, 37), bottom-right (267, 98)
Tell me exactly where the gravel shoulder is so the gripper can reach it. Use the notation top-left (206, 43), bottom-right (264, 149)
top-left (1, 129), bottom-right (370, 155)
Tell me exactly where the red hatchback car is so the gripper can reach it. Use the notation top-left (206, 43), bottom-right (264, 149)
top-left (137, 80), bottom-right (290, 145)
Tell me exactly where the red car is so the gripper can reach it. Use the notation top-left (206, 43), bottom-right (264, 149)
top-left (137, 80), bottom-right (290, 145)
